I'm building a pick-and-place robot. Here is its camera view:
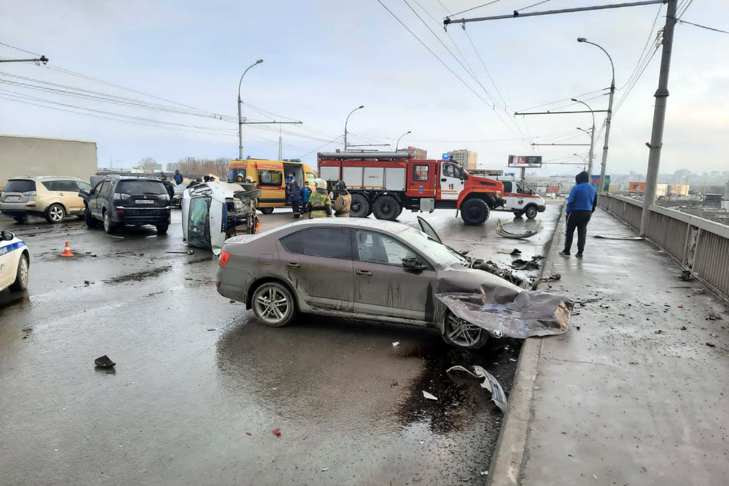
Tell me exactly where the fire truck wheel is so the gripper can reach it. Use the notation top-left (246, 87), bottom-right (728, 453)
top-left (350, 193), bottom-right (371, 218)
top-left (372, 195), bottom-right (401, 221)
top-left (461, 198), bottom-right (490, 225)
top-left (525, 205), bottom-right (538, 219)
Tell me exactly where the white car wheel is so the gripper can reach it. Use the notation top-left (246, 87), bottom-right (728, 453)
top-left (10, 254), bottom-right (29, 292)
top-left (443, 312), bottom-right (488, 349)
top-left (46, 204), bottom-right (65, 224)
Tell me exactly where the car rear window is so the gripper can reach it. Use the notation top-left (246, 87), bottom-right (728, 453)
top-left (280, 228), bottom-right (352, 259)
top-left (4, 179), bottom-right (36, 193)
top-left (116, 180), bottom-right (167, 195)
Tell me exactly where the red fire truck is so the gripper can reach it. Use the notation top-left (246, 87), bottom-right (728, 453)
top-left (317, 152), bottom-right (504, 225)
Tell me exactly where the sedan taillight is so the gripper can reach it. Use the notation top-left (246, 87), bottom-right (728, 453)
top-left (219, 250), bottom-right (231, 267)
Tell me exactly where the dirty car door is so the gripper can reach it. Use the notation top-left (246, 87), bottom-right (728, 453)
top-left (278, 227), bottom-right (354, 312)
top-left (353, 229), bottom-right (435, 322)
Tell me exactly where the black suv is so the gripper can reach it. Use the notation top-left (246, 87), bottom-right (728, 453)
top-left (80, 176), bottom-right (171, 234)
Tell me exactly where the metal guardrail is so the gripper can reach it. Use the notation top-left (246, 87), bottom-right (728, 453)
top-left (599, 194), bottom-right (729, 300)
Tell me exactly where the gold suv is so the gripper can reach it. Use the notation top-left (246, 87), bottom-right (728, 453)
top-left (0, 176), bottom-right (91, 224)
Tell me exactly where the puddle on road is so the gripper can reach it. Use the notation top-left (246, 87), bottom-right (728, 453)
top-left (397, 338), bottom-right (522, 434)
top-left (103, 265), bottom-right (172, 285)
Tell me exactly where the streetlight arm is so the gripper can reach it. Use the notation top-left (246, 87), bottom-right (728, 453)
top-left (580, 40), bottom-right (615, 87)
top-left (238, 59), bottom-right (263, 100)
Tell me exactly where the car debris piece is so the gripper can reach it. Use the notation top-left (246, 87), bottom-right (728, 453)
top-left (510, 248), bottom-right (522, 256)
top-left (435, 290), bottom-right (573, 339)
top-left (680, 270), bottom-right (695, 282)
top-left (472, 259), bottom-right (530, 289)
top-left (392, 341), bottom-right (400, 348)
top-left (272, 428), bottom-right (282, 438)
top-left (496, 219), bottom-right (542, 239)
top-left (510, 257), bottom-right (541, 271)
top-left (94, 355), bottom-right (115, 369)
top-left (422, 391), bottom-right (438, 401)
top-left (447, 365), bottom-right (507, 413)
top-left (593, 235), bottom-right (644, 240)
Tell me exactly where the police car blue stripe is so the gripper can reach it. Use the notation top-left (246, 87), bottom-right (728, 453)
top-left (0, 241), bottom-right (26, 256)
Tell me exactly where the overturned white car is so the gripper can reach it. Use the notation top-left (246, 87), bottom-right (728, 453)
top-left (182, 181), bottom-right (259, 255)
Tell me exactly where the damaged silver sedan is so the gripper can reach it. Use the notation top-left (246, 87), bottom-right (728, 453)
top-left (217, 217), bottom-right (571, 349)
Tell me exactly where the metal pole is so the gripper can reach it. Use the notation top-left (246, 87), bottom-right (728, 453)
top-left (344, 105), bottom-right (365, 151)
top-left (395, 130), bottom-right (412, 151)
top-left (571, 99), bottom-right (595, 176)
top-left (237, 59), bottom-right (263, 160)
top-left (578, 38), bottom-right (616, 193)
top-left (641, 0), bottom-right (677, 236)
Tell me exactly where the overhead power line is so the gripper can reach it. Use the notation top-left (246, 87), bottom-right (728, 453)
top-left (679, 19), bottom-right (729, 35)
top-left (444, 0), bottom-right (501, 19)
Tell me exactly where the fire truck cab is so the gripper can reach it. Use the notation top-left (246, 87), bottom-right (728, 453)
top-left (317, 152), bottom-right (504, 225)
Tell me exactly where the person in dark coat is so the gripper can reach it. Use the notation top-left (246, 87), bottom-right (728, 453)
top-left (174, 169), bottom-right (183, 185)
top-left (560, 171), bottom-right (597, 258)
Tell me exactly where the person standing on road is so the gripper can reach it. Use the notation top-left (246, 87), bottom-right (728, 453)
top-left (308, 179), bottom-right (332, 218)
top-left (174, 169), bottom-right (183, 185)
top-left (560, 171), bottom-right (597, 258)
top-left (333, 181), bottom-right (351, 217)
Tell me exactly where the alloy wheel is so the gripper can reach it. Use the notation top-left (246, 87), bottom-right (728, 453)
top-left (254, 285), bottom-right (291, 326)
top-left (48, 205), bottom-right (64, 223)
top-left (445, 313), bottom-right (484, 348)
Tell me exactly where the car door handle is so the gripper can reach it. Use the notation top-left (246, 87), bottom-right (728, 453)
top-left (441, 178), bottom-right (447, 182)
top-left (287, 262), bottom-right (301, 268)
top-left (356, 269), bottom-right (372, 276)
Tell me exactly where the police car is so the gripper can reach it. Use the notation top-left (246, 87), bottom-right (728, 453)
top-left (494, 180), bottom-right (546, 219)
top-left (0, 230), bottom-right (29, 293)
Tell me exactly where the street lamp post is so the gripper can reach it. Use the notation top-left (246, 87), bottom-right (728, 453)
top-left (578, 37), bottom-right (615, 193)
top-left (571, 98), bottom-right (595, 177)
top-left (344, 105), bottom-right (365, 151)
top-left (395, 130), bottom-right (412, 152)
top-left (237, 59), bottom-right (263, 160)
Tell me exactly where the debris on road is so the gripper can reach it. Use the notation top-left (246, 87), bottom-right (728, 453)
top-left (496, 219), bottom-right (542, 239)
top-left (447, 365), bottom-right (507, 413)
top-left (538, 273), bottom-right (561, 283)
top-left (272, 428), bottom-right (282, 438)
top-left (510, 248), bottom-right (522, 255)
top-left (94, 355), bottom-right (115, 369)
top-left (680, 270), bottom-right (695, 281)
top-left (392, 341), bottom-right (400, 348)
top-left (436, 290), bottom-right (573, 339)
top-left (472, 259), bottom-right (529, 288)
top-left (321, 467), bottom-right (329, 472)
top-left (706, 312), bottom-right (722, 321)
top-left (593, 235), bottom-right (644, 241)
top-left (511, 256), bottom-right (541, 271)
top-left (422, 390), bottom-right (438, 401)
top-left (706, 342), bottom-right (716, 348)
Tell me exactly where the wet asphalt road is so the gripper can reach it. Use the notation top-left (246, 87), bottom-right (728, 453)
top-left (0, 204), bottom-right (560, 486)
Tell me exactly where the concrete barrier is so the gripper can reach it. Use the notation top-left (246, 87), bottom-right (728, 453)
top-left (599, 194), bottom-right (729, 300)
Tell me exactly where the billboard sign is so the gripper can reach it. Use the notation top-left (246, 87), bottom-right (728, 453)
top-left (508, 155), bottom-right (542, 168)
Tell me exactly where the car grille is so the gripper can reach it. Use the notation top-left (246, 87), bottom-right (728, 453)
top-left (119, 207), bottom-right (169, 223)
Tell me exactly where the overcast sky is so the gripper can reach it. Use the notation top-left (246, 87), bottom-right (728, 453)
top-left (0, 0), bottom-right (727, 176)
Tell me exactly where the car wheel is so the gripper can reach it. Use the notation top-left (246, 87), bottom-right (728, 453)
top-left (252, 282), bottom-right (296, 328)
top-left (156, 223), bottom-right (169, 235)
top-left (13, 215), bottom-right (27, 224)
top-left (259, 207), bottom-right (274, 215)
top-left (525, 205), bottom-right (538, 219)
top-left (103, 210), bottom-right (116, 234)
top-left (442, 311), bottom-right (489, 349)
top-left (10, 254), bottom-right (29, 292)
top-left (85, 206), bottom-right (99, 228)
top-left (460, 199), bottom-right (489, 225)
top-left (372, 195), bottom-right (401, 221)
top-left (45, 203), bottom-right (65, 224)
top-left (349, 193), bottom-right (370, 218)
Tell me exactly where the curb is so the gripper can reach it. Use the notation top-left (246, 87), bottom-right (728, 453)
top-left (487, 204), bottom-right (564, 486)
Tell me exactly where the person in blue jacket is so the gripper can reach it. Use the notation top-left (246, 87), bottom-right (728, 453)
top-left (560, 171), bottom-right (597, 258)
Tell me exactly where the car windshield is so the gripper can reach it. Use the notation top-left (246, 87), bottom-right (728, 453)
top-left (4, 179), bottom-right (36, 192)
top-left (400, 227), bottom-right (468, 267)
top-left (116, 180), bottom-right (167, 195)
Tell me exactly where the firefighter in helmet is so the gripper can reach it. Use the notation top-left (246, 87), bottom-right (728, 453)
top-left (308, 178), bottom-right (332, 218)
top-left (333, 180), bottom-right (351, 217)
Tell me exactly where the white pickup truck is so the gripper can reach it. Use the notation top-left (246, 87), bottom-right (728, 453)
top-left (494, 180), bottom-right (546, 219)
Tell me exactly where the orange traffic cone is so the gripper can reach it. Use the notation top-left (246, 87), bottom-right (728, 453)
top-left (60, 240), bottom-right (74, 257)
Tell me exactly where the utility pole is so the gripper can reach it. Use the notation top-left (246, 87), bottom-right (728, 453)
top-left (277, 125), bottom-right (283, 161)
top-left (344, 105), bottom-right (365, 151)
top-left (641, 0), bottom-right (677, 236)
top-left (578, 37), bottom-right (616, 193)
top-left (237, 59), bottom-right (263, 160)
top-left (571, 99), bottom-right (595, 177)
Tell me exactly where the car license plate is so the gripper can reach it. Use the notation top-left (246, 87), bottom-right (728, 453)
top-left (136, 199), bottom-right (154, 205)
top-left (5, 195), bottom-right (20, 201)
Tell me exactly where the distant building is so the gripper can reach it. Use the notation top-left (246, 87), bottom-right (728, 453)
top-left (628, 181), bottom-right (668, 197)
top-left (0, 135), bottom-right (97, 189)
top-left (405, 146), bottom-right (427, 159)
top-left (668, 184), bottom-right (690, 197)
top-left (447, 149), bottom-right (477, 170)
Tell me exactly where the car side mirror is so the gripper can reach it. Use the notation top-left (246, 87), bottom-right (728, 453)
top-left (1, 230), bottom-right (14, 241)
top-left (402, 257), bottom-right (427, 273)
top-left (79, 189), bottom-right (89, 198)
